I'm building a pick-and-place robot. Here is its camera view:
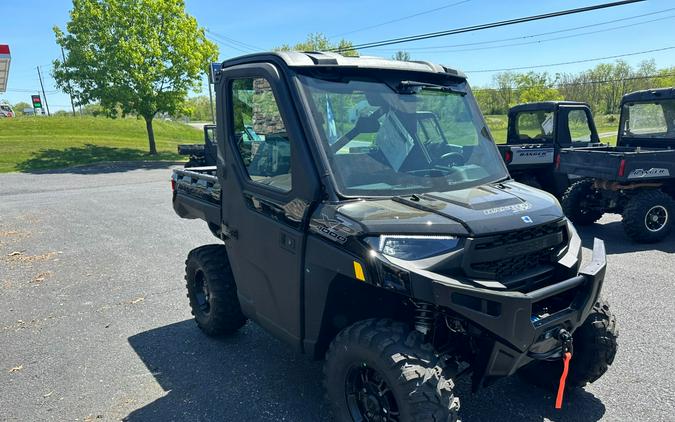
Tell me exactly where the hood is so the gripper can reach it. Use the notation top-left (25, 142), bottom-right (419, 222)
top-left (337, 181), bottom-right (563, 236)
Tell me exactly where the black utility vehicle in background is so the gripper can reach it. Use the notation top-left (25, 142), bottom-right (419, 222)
top-left (177, 124), bottom-right (218, 167)
top-left (559, 88), bottom-right (675, 243)
top-left (171, 52), bottom-right (617, 421)
top-left (499, 101), bottom-right (602, 197)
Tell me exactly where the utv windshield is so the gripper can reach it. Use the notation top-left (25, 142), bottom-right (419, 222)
top-left (298, 75), bottom-right (507, 197)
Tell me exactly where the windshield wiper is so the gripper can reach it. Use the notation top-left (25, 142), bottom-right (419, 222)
top-left (396, 80), bottom-right (466, 96)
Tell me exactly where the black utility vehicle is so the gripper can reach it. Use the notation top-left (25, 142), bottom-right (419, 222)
top-left (178, 124), bottom-right (218, 167)
top-left (499, 101), bottom-right (602, 197)
top-left (171, 52), bottom-right (617, 421)
top-left (558, 88), bottom-right (675, 243)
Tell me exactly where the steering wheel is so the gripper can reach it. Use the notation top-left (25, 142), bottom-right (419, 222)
top-left (437, 152), bottom-right (465, 167)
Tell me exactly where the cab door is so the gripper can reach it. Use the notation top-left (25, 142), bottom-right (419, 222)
top-left (215, 62), bottom-right (319, 350)
top-left (551, 105), bottom-right (601, 195)
top-left (556, 105), bottom-right (600, 147)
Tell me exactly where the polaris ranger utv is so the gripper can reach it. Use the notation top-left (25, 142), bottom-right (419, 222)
top-left (171, 52), bottom-right (617, 421)
top-left (177, 124), bottom-right (218, 167)
top-left (498, 101), bottom-right (602, 197)
top-left (558, 87), bottom-right (675, 243)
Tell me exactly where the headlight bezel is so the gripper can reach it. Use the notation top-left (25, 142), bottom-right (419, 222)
top-left (364, 234), bottom-right (461, 261)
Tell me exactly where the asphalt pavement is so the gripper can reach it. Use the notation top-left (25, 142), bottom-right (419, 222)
top-left (1, 163), bottom-right (674, 421)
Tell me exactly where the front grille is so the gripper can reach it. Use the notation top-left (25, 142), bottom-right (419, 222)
top-left (471, 247), bottom-right (553, 279)
top-left (474, 221), bottom-right (563, 250)
top-left (467, 220), bottom-right (566, 289)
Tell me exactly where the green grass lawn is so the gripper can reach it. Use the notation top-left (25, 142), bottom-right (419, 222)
top-left (0, 116), bottom-right (201, 173)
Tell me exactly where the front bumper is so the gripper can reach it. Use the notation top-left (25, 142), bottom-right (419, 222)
top-left (393, 238), bottom-right (607, 387)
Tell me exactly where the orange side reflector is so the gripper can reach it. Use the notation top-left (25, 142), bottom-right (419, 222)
top-left (353, 261), bottom-right (365, 281)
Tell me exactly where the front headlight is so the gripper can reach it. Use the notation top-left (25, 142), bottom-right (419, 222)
top-left (365, 235), bottom-right (460, 261)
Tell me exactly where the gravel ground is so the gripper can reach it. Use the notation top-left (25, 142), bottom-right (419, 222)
top-left (1, 164), bottom-right (673, 421)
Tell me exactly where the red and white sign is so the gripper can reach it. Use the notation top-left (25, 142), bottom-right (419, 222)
top-left (0, 45), bottom-right (11, 93)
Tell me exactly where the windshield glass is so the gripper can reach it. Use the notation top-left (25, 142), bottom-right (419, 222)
top-left (299, 76), bottom-right (507, 197)
top-left (622, 100), bottom-right (675, 139)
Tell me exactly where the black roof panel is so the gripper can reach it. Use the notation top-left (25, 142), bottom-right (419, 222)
top-left (217, 51), bottom-right (466, 79)
top-left (621, 87), bottom-right (675, 104)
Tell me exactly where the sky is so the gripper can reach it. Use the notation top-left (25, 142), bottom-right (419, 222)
top-left (1, 0), bottom-right (674, 111)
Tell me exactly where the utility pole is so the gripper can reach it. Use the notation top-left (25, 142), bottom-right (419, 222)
top-left (207, 68), bottom-right (215, 123)
top-left (61, 47), bottom-right (77, 116)
top-left (36, 66), bottom-right (50, 116)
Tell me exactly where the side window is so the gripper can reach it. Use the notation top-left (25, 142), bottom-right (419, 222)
top-left (516, 111), bottom-right (554, 140)
top-left (231, 78), bottom-right (292, 192)
top-left (568, 109), bottom-right (592, 142)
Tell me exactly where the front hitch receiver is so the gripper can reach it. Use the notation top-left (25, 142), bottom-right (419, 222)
top-left (556, 328), bottom-right (573, 355)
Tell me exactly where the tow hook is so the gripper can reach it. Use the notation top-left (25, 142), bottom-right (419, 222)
top-left (555, 329), bottom-right (573, 409)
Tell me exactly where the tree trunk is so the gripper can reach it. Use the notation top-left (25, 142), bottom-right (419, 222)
top-left (145, 116), bottom-right (158, 155)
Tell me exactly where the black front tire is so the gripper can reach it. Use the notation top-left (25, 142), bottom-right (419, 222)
top-left (324, 319), bottom-right (460, 422)
top-left (562, 179), bottom-right (604, 226)
top-left (185, 245), bottom-right (246, 336)
top-left (622, 189), bottom-right (674, 243)
top-left (519, 299), bottom-right (618, 391)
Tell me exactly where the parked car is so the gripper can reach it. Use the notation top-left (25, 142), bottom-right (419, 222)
top-left (0, 103), bottom-right (14, 118)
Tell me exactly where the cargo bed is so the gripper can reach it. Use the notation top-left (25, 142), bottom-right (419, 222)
top-left (557, 146), bottom-right (675, 182)
top-left (171, 166), bottom-right (221, 227)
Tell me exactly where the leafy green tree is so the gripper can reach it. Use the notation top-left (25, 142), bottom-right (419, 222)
top-left (53, 0), bottom-right (218, 154)
top-left (183, 95), bottom-right (213, 121)
top-left (12, 101), bottom-right (31, 115)
top-left (392, 51), bottom-right (411, 61)
top-left (276, 33), bottom-right (358, 57)
top-left (81, 103), bottom-right (105, 117)
top-left (513, 72), bottom-right (563, 104)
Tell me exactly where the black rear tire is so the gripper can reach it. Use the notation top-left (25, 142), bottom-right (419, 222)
top-left (562, 179), bottom-right (604, 226)
top-left (622, 189), bottom-right (674, 243)
top-left (324, 319), bottom-right (460, 422)
top-left (185, 245), bottom-right (246, 336)
top-left (518, 299), bottom-right (618, 391)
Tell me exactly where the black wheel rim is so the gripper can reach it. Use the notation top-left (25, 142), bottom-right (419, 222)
top-left (345, 363), bottom-right (399, 422)
top-left (645, 205), bottom-right (668, 232)
top-left (194, 270), bottom-right (211, 315)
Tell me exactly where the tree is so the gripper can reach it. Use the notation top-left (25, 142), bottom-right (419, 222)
top-left (53, 0), bottom-right (218, 154)
top-left (392, 51), bottom-right (411, 61)
top-left (81, 103), bottom-right (105, 117)
top-left (12, 101), bottom-right (31, 116)
top-left (276, 33), bottom-right (358, 57)
top-left (513, 72), bottom-right (563, 104)
top-left (183, 95), bottom-right (213, 121)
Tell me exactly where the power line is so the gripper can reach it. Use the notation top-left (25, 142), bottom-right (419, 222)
top-left (391, 14), bottom-right (675, 54)
top-left (329, 0), bottom-right (471, 39)
top-left (466, 46), bottom-right (675, 73)
top-left (206, 35), bottom-right (251, 54)
top-left (368, 7), bottom-right (675, 53)
top-left (333, 0), bottom-right (645, 52)
top-left (6, 88), bottom-right (58, 93)
top-left (206, 29), bottom-right (262, 52)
